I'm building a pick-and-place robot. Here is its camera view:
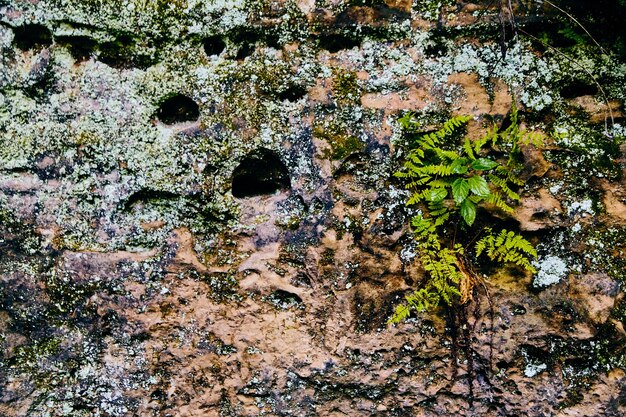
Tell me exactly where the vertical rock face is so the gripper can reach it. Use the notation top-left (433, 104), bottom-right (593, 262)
top-left (0, 1), bottom-right (625, 416)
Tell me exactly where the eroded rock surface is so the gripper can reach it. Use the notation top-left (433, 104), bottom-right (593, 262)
top-left (1, 1), bottom-right (626, 416)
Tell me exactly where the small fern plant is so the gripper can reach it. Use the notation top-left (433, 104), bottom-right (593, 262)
top-left (390, 107), bottom-right (541, 323)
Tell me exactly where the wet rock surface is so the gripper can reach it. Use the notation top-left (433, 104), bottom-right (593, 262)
top-left (0, 1), bottom-right (625, 416)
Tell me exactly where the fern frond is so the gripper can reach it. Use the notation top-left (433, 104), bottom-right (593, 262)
top-left (398, 112), bottom-right (418, 132)
top-left (521, 131), bottom-right (545, 147)
top-left (418, 131), bottom-right (439, 149)
top-left (494, 165), bottom-right (524, 186)
top-left (388, 288), bottom-right (440, 323)
top-left (463, 139), bottom-right (476, 160)
top-left (402, 160), bottom-right (423, 174)
top-left (488, 174), bottom-right (520, 201)
top-left (441, 115), bottom-right (472, 135)
top-left (419, 163), bottom-right (455, 177)
top-left (428, 179), bottom-right (453, 188)
top-left (474, 125), bottom-right (497, 153)
top-left (415, 115), bottom-right (471, 150)
top-left (434, 148), bottom-right (461, 162)
top-left (407, 149), bottom-right (425, 163)
top-left (475, 229), bottom-right (537, 273)
top-left (408, 176), bottom-right (433, 187)
top-left (410, 214), bottom-right (435, 237)
top-left (484, 193), bottom-right (514, 213)
top-left (406, 191), bottom-right (425, 206)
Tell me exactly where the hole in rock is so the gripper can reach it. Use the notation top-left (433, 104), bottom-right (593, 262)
top-left (235, 42), bottom-right (254, 60)
top-left (510, 304), bottom-right (527, 316)
top-left (278, 85), bottom-right (307, 102)
top-left (530, 210), bottom-right (548, 220)
top-left (231, 149), bottom-right (290, 198)
top-left (264, 33), bottom-right (281, 49)
top-left (560, 80), bottom-right (598, 99)
top-left (317, 33), bottom-right (361, 53)
top-left (203, 35), bottom-right (226, 57)
top-left (291, 272), bottom-right (312, 288)
top-left (266, 290), bottom-right (303, 309)
top-left (56, 36), bottom-right (98, 61)
top-left (13, 23), bottom-right (52, 51)
top-left (156, 94), bottom-right (200, 125)
top-left (97, 34), bottom-right (156, 69)
top-left (230, 29), bottom-right (259, 60)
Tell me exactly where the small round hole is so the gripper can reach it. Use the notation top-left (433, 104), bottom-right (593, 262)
top-left (156, 94), bottom-right (200, 125)
top-left (232, 149), bottom-right (290, 198)
top-left (203, 36), bottom-right (226, 57)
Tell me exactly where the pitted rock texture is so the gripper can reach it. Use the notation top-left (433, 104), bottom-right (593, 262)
top-left (1, 1), bottom-right (626, 416)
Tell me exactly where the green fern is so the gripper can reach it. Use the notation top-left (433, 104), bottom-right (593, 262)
top-left (475, 228), bottom-right (537, 273)
top-left (389, 237), bottom-right (466, 324)
top-left (395, 113), bottom-right (526, 227)
top-left (390, 106), bottom-right (544, 323)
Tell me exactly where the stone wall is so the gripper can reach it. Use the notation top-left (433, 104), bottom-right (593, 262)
top-left (1, 1), bottom-right (625, 415)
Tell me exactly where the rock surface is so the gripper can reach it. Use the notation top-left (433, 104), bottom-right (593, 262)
top-left (1, 1), bottom-right (626, 416)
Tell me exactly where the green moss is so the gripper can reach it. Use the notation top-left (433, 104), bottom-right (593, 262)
top-left (315, 126), bottom-right (365, 160)
top-left (275, 215), bottom-right (302, 231)
top-left (320, 248), bottom-right (336, 266)
top-left (536, 323), bottom-right (626, 394)
top-left (9, 337), bottom-right (62, 372)
top-left (332, 69), bottom-right (361, 105)
top-left (414, 0), bottom-right (455, 21)
top-left (45, 272), bottom-right (102, 316)
top-left (611, 298), bottom-right (626, 325)
top-left (545, 117), bottom-right (623, 181)
top-left (331, 135), bottom-right (364, 160)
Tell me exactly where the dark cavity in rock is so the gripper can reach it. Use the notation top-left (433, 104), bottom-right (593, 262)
top-left (97, 34), bottom-right (156, 69)
top-left (12, 23), bottom-right (52, 51)
top-left (317, 33), bottom-right (361, 53)
top-left (203, 35), bottom-right (226, 57)
top-left (230, 29), bottom-right (259, 60)
top-left (278, 85), bottom-right (307, 102)
top-left (156, 94), bottom-right (200, 125)
top-left (266, 290), bottom-right (303, 309)
top-left (560, 79), bottom-right (598, 99)
top-left (291, 272), bottom-right (312, 288)
top-left (56, 36), bottom-right (98, 61)
top-left (231, 149), bottom-right (290, 198)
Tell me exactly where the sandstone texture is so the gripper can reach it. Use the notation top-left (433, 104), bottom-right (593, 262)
top-left (1, 1), bottom-right (626, 416)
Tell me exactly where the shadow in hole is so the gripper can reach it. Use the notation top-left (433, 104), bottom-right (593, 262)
top-left (232, 149), bottom-right (290, 198)
top-left (13, 23), bottom-right (52, 51)
top-left (56, 36), bottom-right (98, 61)
top-left (204, 35), bottom-right (226, 57)
top-left (317, 33), bottom-right (361, 53)
top-left (278, 85), bottom-right (308, 102)
top-left (156, 94), bottom-right (200, 125)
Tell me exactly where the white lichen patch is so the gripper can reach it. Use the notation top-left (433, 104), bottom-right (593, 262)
top-left (567, 199), bottom-right (595, 217)
top-left (533, 255), bottom-right (569, 288)
top-left (524, 362), bottom-right (547, 378)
